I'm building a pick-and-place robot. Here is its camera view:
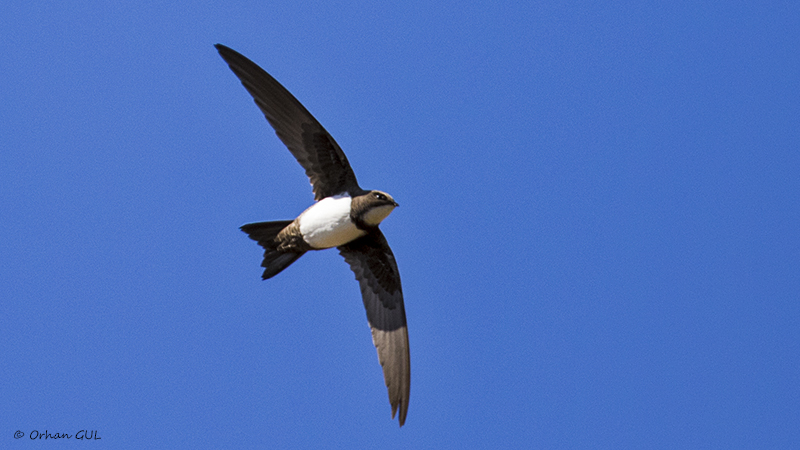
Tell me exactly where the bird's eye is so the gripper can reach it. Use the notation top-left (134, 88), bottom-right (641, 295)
top-left (374, 193), bottom-right (387, 200)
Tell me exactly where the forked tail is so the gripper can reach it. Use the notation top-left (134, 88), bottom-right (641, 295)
top-left (240, 221), bottom-right (305, 279)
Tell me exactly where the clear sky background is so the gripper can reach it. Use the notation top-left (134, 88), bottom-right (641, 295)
top-left (2, 1), bottom-right (799, 448)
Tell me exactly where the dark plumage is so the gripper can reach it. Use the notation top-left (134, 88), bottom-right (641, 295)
top-left (217, 44), bottom-right (410, 426)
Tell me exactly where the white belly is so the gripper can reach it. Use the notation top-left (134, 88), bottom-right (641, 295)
top-left (298, 195), bottom-right (366, 249)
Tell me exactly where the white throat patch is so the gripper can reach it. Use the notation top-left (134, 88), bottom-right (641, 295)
top-left (298, 194), bottom-right (366, 249)
top-left (362, 204), bottom-right (396, 227)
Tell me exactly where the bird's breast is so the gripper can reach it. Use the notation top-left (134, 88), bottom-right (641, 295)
top-left (298, 195), bottom-right (366, 249)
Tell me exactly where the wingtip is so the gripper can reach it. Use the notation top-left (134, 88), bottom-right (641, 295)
top-left (391, 400), bottom-right (408, 427)
top-left (398, 412), bottom-right (407, 427)
top-left (214, 43), bottom-right (235, 58)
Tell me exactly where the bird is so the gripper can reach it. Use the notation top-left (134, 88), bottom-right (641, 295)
top-left (215, 44), bottom-right (410, 426)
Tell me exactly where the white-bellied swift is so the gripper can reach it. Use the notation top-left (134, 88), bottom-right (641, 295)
top-left (216, 44), bottom-right (410, 426)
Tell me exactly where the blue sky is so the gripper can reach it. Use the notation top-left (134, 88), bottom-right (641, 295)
top-left (2, 1), bottom-right (799, 448)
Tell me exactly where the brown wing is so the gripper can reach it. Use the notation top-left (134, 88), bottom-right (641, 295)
top-left (216, 44), bottom-right (360, 200)
top-left (338, 229), bottom-right (410, 426)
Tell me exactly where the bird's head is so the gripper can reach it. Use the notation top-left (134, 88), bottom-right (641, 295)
top-left (356, 190), bottom-right (398, 227)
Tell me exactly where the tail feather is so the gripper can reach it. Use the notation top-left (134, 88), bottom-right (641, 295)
top-left (240, 221), bottom-right (305, 279)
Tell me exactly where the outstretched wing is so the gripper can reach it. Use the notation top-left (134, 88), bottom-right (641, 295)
top-left (216, 44), bottom-right (360, 200)
top-left (338, 230), bottom-right (410, 426)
